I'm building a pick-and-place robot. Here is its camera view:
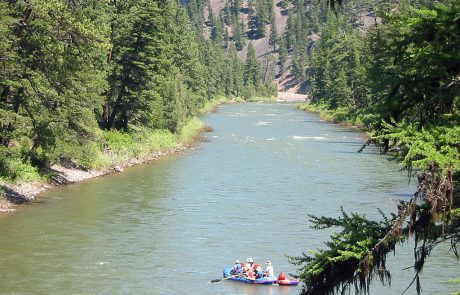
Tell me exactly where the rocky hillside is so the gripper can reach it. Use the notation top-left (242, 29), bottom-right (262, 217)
top-left (202, 0), bottom-right (379, 94)
top-left (207, 0), bottom-right (293, 91)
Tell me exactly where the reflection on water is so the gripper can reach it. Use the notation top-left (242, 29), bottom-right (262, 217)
top-left (0, 103), bottom-right (458, 295)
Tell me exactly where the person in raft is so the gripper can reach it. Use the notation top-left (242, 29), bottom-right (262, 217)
top-left (231, 259), bottom-right (243, 274)
top-left (254, 263), bottom-right (264, 279)
top-left (264, 260), bottom-right (274, 277)
top-left (244, 258), bottom-right (256, 278)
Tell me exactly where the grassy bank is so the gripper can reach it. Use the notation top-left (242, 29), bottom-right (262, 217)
top-left (0, 94), bottom-right (273, 210)
top-left (0, 102), bottom-right (221, 186)
top-left (98, 117), bottom-right (207, 169)
top-left (0, 117), bottom-right (209, 208)
top-left (296, 103), bottom-right (380, 132)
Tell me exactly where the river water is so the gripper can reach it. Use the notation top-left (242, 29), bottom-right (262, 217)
top-left (0, 103), bottom-right (458, 295)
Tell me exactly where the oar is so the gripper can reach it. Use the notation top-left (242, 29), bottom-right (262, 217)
top-left (210, 274), bottom-right (240, 283)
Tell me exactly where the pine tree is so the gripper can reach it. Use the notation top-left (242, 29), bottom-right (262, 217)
top-left (233, 17), bottom-right (246, 51)
top-left (278, 36), bottom-right (288, 76)
top-left (230, 44), bottom-right (245, 97)
top-left (1, 0), bottom-right (109, 164)
top-left (170, 4), bottom-right (206, 116)
top-left (269, 15), bottom-right (278, 51)
top-left (244, 42), bottom-right (260, 88)
top-left (107, 1), bottom-right (173, 130)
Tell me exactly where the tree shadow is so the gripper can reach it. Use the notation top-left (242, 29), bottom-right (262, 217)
top-left (2, 187), bottom-right (30, 205)
top-left (240, 7), bottom-right (250, 14)
top-left (247, 30), bottom-right (264, 40)
top-left (281, 74), bottom-right (299, 90)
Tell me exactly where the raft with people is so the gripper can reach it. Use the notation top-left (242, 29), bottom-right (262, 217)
top-left (223, 267), bottom-right (278, 284)
top-left (219, 258), bottom-right (299, 286)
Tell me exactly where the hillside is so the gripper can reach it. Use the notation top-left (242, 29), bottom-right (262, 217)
top-left (208, 0), bottom-right (293, 91)
top-left (204, 0), bottom-right (380, 93)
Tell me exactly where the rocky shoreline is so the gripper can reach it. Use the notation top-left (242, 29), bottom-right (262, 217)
top-left (0, 144), bottom-right (191, 213)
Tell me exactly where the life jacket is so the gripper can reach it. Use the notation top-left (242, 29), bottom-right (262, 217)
top-left (232, 263), bottom-right (239, 273)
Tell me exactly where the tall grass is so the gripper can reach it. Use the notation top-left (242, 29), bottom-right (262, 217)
top-left (101, 116), bottom-right (207, 167)
top-left (102, 128), bottom-right (177, 166)
top-left (201, 96), bottom-right (229, 113)
top-left (178, 117), bottom-right (206, 144)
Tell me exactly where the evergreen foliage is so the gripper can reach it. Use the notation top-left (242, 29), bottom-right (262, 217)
top-left (0, 0), bottom-right (275, 181)
top-left (292, 1), bottom-right (460, 294)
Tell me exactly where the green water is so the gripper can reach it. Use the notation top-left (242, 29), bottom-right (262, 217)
top-left (0, 103), bottom-right (458, 295)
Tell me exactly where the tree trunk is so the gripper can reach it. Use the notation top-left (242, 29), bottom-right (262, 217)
top-left (121, 109), bottom-right (129, 130)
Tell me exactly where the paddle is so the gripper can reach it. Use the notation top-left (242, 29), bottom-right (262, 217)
top-left (210, 274), bottom-right (240, 283)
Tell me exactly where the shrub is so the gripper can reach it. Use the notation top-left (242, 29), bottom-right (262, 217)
top-left (0, 149), bottom-right (41, 182)
top-left (359, 113), bottom-right (381, 130)
top-left (330, 107), bottom-right (350, 123)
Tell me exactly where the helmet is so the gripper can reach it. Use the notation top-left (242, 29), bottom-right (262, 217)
top-left (247, 258), bottom-right (254, 263)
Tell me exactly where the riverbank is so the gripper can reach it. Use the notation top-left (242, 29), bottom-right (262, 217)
top-left (0, 98), bottom-right (229, 213)
top-left (0, 133), bottom-right (205, 214)
top-left (296, 103), bottom-right (375, 142)
top-left (0, 145), bottom-right (195, 213)
top-left (0, 96), bottom-right (279, 213)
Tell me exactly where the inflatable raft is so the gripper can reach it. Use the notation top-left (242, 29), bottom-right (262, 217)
top-left (277, 278), bottom-right (299, 286)
top-left (223, 267), bottom-right (278, 285)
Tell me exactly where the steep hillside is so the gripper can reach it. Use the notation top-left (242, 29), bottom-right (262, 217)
top-left (203, 0), bottom-right (380, 94)
top-left (208, 0), bottom-right (292, 92)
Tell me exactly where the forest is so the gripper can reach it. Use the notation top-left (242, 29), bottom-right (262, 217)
top-left (0, 0), bottom-right (459, 294)
top-left (282, 0), bottom-right (459, 294)
top-left (0, 0), bottom-right (276, 183)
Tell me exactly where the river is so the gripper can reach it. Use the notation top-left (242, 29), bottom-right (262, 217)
top-left (0, 103), bottom-right (458, 295)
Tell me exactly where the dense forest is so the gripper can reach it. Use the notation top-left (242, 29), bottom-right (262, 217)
top-left (0, 0), bottom-right (276, 183)
top-left (1, 0), bottom-right (459, 294)
top-left (280, 0), bottom-right (460, 294)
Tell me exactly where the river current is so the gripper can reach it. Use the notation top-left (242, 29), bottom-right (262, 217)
top-left (0, 103), bottom-right (458, 294)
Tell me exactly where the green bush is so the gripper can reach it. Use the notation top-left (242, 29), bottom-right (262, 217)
top-left (358, 113), bottom-right (381, 130)
top-left (105, 130), bottom-right (135, 152)
top-left (330, 107), bottom-right (350, 123)
top-left (0, 149), bottom-right (41, 182)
